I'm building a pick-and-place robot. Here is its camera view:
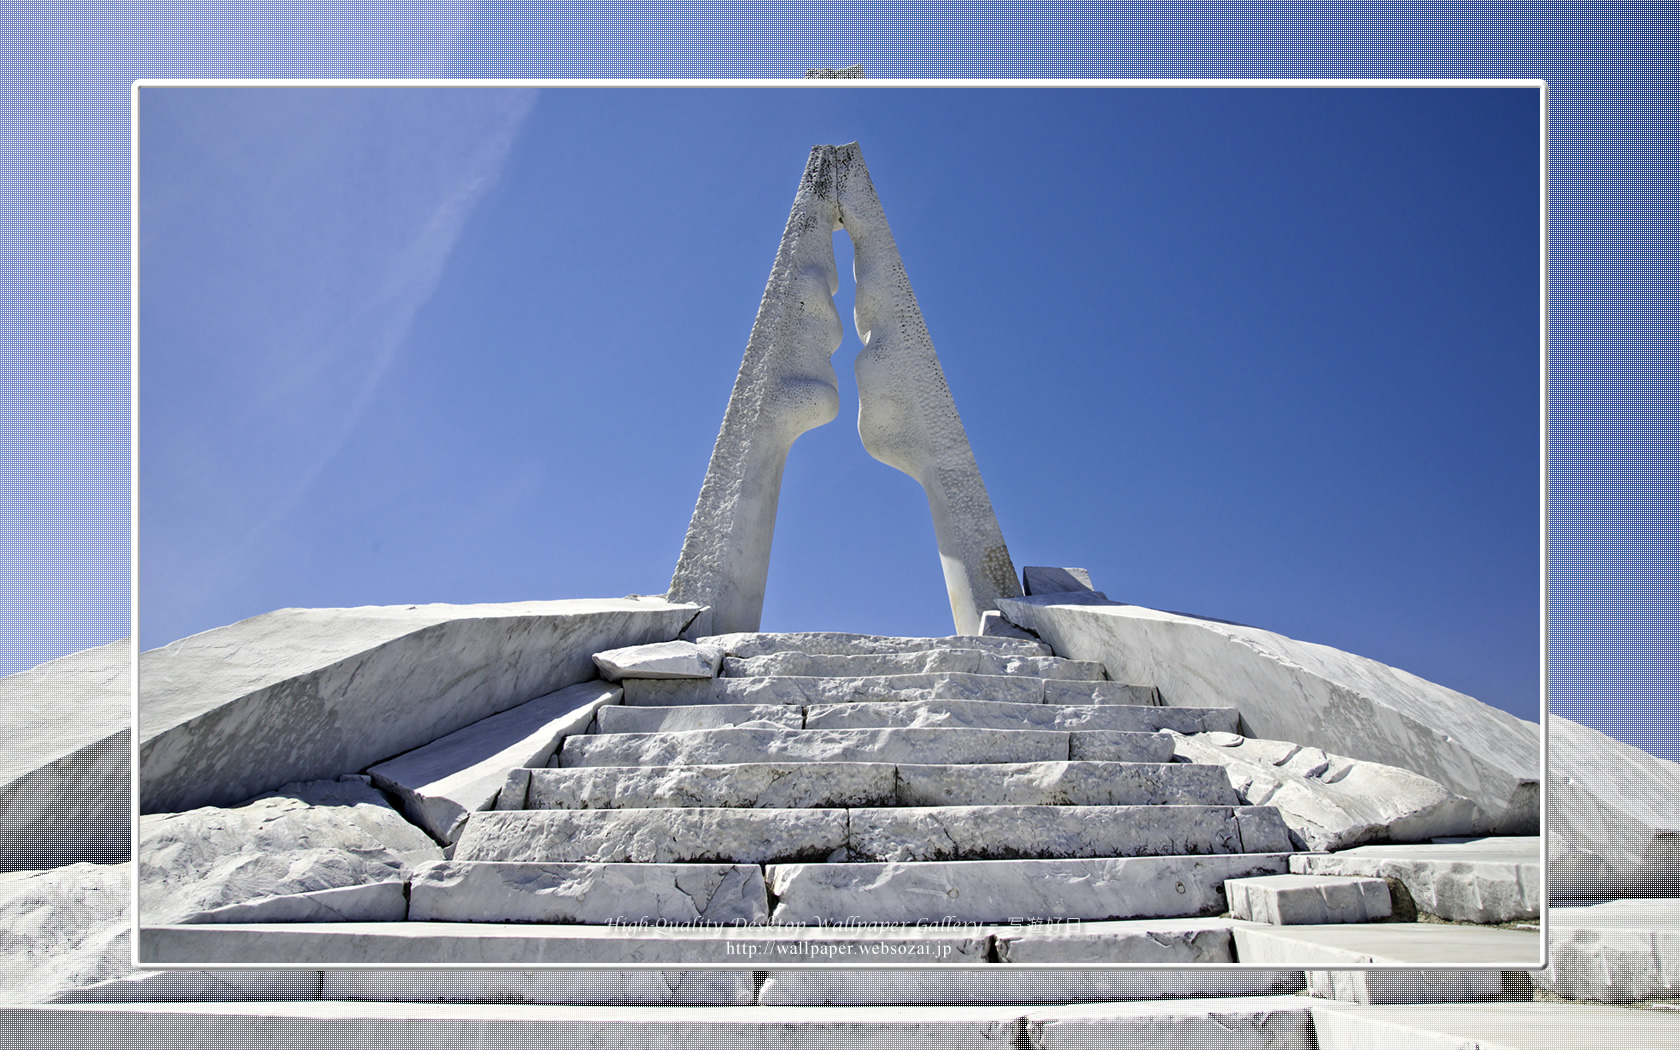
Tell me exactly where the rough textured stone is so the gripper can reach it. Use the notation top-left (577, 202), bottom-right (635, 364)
top-left (0, 638), bottom-right (130, 871)
top-left (1024, 997), bottom-right (1318, 1049)
top-left (894, 761), bottom-right (1240, 808)
top-left (1022, 566), bottom-right (1098, 596)
top-left (367, 682), bottom-right (621, 843)
top-left (1288, 838), bottom-right (1542, 924)
top-left (0, 861), bottom-right (133, 1004)
top-left (998, 599), bottom-right (1539, 835)
top-left (836, 142), bottom-right (1023, 634)
top-left (767, 854), bottom-right (1291, 924)
top-left (803, 699), bottom-right (1224, 735)
top-left (623, 671), bottom-right (1050, 706)
top-left (595, 703), bottom-right (802, 734)
top-left (1042, 679), bottom-right (1163, 707)
top-left (1225, 874), bottom-right (1392, 925)
top-left (560, 726), bottom-right (1071, 768)
top-left (723, 649), bottom-right (1104, 681)
top-left (452, 808), bottom-right (849, 865)
top-left (1169, 731), bottom-right (1482, 852)
top-left (1547, 715), bottom-right (1680, 900)
top-left (140, 598), bottom-right (696, 812)
top-left (1309, 1001), bottom-right (1680, 1050)
top-left (848, 804), bottom-right (1248, 863)
top-left (704, 631), bottom-right (1049, 659)
top-left (178, 881), bottom-right (409, 924)
top-left (666, 146), bottom-right (847, 635)
top-left (1066, 730), bottom-right (1178, 764)
top-left (138, 776), bottom-right (442, 927)
top-left (592, 641), bottom-right (724, 681)
top-left (1532, 898), bottom-right (1680, 1003)
top-left (407, 861), bottom-right (768, 925)
top-left (1230, 924), bottom-right (1540, 1001)
top-left (322, 969), bottom-right (755, 1005)
top-left (760, 972), bottom-right (1303, 1007)
top-left (526, 762), bottom-right (898, 810)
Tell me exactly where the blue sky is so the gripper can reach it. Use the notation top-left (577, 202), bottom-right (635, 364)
top-left (137, 84), bottom-right (1543, 724)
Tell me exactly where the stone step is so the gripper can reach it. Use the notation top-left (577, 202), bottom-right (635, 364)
top-left (802, 698), bottom-right (1237, 735)
top-left (142, 916), bottom-right (1280, 967)
top-left (720, 649), bottom-right (1106, 682)
top-left (766, 853), bottom-right (1294, 924)
top-left (452, 805), bottom-right (1290, 865)
top-left (622, 672), bottom-right (1051, 706)
top-left (1230, 922), bottom-right (1542, 1004)
top-left (1023, 997), bottom-right (1319, 1050)
top-left (1308, 1001), bottom-right (1680, 1050)
top-left (755, 970), bottom-right (1305, 1005)
top-left (702, 631), bottom-right (1052, 659)
top-left (1224, 873), bottom-right (1392, 925)
top-left (521, 760), bottom-right (1240, 811)
top-left (1535, 898), bottom-right (1680, 1003)
top-left (406, 860), bottom-right (771, 924)
top-left (0, 1002), bottom-right (1037, 1049)
top-left (558, 726), bottom-right (1175, 768)
top-left (594, 703), bottom-right (803, 734)
top-left (1287, 836), bottom-right (1542, 923)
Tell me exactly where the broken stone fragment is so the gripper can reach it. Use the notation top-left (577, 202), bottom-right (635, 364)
top-left (1166, 731), bottom-right (1482, 852)
top-left (592, 641), bottom-right (724, 681)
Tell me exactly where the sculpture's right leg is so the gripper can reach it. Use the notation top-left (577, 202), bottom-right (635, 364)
top-left (667, 146), bottom-right (845, 634)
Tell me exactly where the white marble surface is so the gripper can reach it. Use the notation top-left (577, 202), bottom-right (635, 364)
top-left (407, 860), bottom-right (769, 925)
top-left (894, 760), bottom-right (1240, 808)
top-left (847, 804), bottom-right (1248, 863)
top-left (593, 641), bottom-right (724, 681)
top-left (140, 598), bottom-right (696, 812)
top-left (703, 631), bottom-right (1049, 659)
top-left (722, 649), bottom-right (1104, 681)
top-left (526, 761), bottom-right (898, 810)
top-left (1533, 898), bottom-right (1680, 1002)
top-left (0, 638), bottom-right (132, 870)
top-left (322, 969), bottom-right (755, 1005)
top-left (1289, 838), bottom-right (1541, 924)
top-left (1169, 731), bottom-right (1482, 852)
top-left (138, 776), bottom-right (441, 927)
top-left (767, 853), bottom-right (1291, 924)
top-left (1230, 923), bottom-right (1540, 1001)
top-left (560, 726), bottom-right (1073, 768)
top-left (999, 598), bottom-right (1540, 835)
top-left (624, 671), bottom-right (1051, 706)
top-left (1310, 1001), bottom-right (1680, 1050)
top-left (1225, 874), bottom-right (1392, 926)
top-left (1024, 996), bottom-right (1317, 1050)
top-left (666, 146), bottom-right (846, 634)
top-left (452, 808), bottom-right (849, 865)
top-left (367, 681), bottom-right (620, 843)
top-left (802, 698), bottom-right (1215, 734)
top-left (1547, 715), bottom-right (1680, 900)
top-left (838, 143), bottom-right (1023, 634)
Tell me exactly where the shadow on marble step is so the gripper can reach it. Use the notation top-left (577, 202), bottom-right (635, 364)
top-left (517, 760), bottom-right (1241, 811)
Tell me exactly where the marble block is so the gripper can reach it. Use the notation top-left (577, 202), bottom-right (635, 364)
top-left (406, 860), bottom-right (769, 925)
top-left (893, 761), bottom-right (1240, 808)
top-left (592, 641), bottom-right (723, 681)
top-left (367, 682), bottom-right (621, 843)
top-left (1000, 598), bottom-right (1539, 836)
top-left (140, 598), bottom-right (695, 812)
top-left (1289, 838), bottom-right (1542, 924)
top-left (1169, 731), bottom-right (1482, 852)
top-left (525, 762), bottom-right (897, 811)
top-left (1021, 566), bottom-right (1098, 596)
top-left (560, 726), bottom-right (1071, 768)
top-left (702, 631), bottom-right (1049, 659)
top-left (1225, 874), bottom-right (1392, 925)
top-left (452, 808), bottom-right (849, 865)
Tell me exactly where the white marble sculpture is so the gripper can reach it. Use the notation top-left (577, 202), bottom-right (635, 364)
top-left (670, 143), bottom-right (1022, 635)
top-left (667, 146), bottom-right (846, 634)
top-left (836, 143), bottom-right (1023, 634)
